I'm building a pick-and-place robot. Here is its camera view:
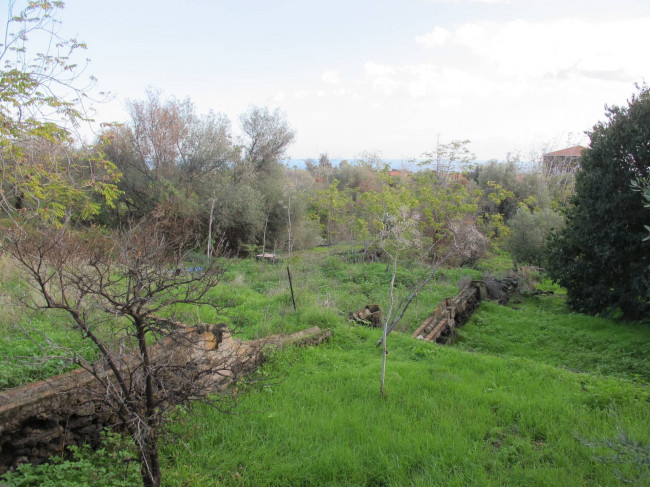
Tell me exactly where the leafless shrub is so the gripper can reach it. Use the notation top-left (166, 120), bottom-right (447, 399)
top-left (447, 220), bottom-right (488, 266)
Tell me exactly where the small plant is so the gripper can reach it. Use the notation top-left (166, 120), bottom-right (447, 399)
top-left (1, 432), bottom-right (139, 487)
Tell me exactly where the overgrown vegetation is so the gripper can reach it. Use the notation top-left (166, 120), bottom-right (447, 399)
top-left (3, 248), bottom-right (650, 486)
top-left (456, 293), bottom-right (650, 382)
top-left (2, 2), bottom-right (649, 486)
top-left (507, 208), bottom-right (564, 266)
top-left (1, 432), bottom-right (139, 487)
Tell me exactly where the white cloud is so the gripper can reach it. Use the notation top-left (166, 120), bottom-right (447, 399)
top-left (415, 27), bottom-right (451, 48)
top-left (321, 70), bottom-right (342, 84)
top-left (278, 16), bottom-right (648, 159)
top-left (364, 62), bottom-right (396, 77)
top-left (417, 18), bottom-right (650, 81)
top-left (293, 89), bottom-right (312, 99)
top-left (364, 62), bottom-right (401, 95)
top-left (332, 88), bottom-right (351, 96)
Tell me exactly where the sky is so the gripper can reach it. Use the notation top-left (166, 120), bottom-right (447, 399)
top-left (7, 0), bottom-right (650, 162)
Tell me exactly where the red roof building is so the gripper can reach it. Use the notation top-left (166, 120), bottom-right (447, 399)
top-left (542, 145), bottom-right (587, 175)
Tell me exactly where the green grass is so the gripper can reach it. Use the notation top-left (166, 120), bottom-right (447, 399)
top-left (161, 325), bottom-right (650, 486)
top-left (196, 252), bottom-right (479, 340)
top-left (0, 248), bottom-right (477, 388)
top-left (474, 242), bottom-right (513, 275)
top-left (0, 314), bottom-right (98, 390)
top-left (454, 294), bottom-right (650, 383)
top-left (158, 249), bottom-right (650, 486)
top-left (0, 256), bottom-right (99, 390)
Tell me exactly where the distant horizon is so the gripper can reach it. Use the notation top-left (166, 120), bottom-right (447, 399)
top-left (283, 156), bottom-right (543, 171)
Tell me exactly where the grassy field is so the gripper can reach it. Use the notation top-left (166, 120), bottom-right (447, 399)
top-left (161, 326), bottom-right (650, 486)
top-left (0, 247), bottom-right (475, 389)
top-left (3, 247), bottom-right (650, 486)
top-left (0, 256), bottom-right (99, 390)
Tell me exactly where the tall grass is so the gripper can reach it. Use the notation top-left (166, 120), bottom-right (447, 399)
top-left (192, 251), bottom-right (479, 340)
top-left (0, 256), bottom-right (98, 390)
top-left (455, 294), bottom-right (650, 383)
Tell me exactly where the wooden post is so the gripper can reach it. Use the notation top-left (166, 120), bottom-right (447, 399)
top-left (287, 265), bottom-right (296, 311)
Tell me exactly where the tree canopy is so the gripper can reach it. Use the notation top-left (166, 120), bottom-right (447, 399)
top-left (0, 0), bottom-right (119, 224)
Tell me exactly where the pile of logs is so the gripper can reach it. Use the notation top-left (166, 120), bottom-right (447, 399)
top-left (349, 304), bottom-right (383, 328)
top-left (412, 280), bottom-right (490, 344)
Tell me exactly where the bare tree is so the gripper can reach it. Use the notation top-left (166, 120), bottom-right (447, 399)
top-left (376, 228), bottom-right (467, 398)
top-left (419, 139), bottom-right (475, 187)
top-left (376, 209), bottom-right (420, 397)
top-left (2, 221), bottom-right (235, 487)
top-left (240, 106), bottom-right (295, 174)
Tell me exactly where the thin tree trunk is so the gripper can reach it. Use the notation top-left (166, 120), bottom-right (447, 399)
top-left (207, 198), bottom-right (216, 260)
top-left (362, 239), bottom-right (367, 279)
top-left (140, 431), bottom-right (162, 487)
top-left (287, 265), bottom-right (296, 311)
top-left (262, 212), bottom-right (269, 257)
top-left (136, 320), bottom-right (162, 487)
top-left (286, 193), bottom-right (292, 262)
top-left (376, 240), bottom-right (458, 347)
top-left (285, 195), bottom-right (297, 311)
top-left (380, 249), bottom-right (399, 398)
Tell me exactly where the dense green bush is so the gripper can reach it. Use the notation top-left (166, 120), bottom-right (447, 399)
top-left (547, 86), bottom-right (650, 318)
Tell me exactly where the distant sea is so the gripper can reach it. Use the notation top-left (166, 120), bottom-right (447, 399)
top-left (282, 158), bottom-right (495, 172)
top-left (284, 158), bottom-right (421, 170)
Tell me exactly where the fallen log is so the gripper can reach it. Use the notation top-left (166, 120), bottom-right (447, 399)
top-left (412, 276), bottom-right (518, 344)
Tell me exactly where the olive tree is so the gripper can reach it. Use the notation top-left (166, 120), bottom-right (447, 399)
top-left (507, 208), bottom-right (564, 266)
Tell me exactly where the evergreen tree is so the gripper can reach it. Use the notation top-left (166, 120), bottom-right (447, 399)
top-left (546, 86), bottom-right (650, 318)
